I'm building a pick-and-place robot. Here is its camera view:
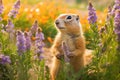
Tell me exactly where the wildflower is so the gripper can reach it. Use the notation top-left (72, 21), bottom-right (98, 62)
top-left (114, 10), bottom-right (120, 42)
top-left (0, 0), bottom-right (4, 14)
top-left (0, 0), bottom-right (4, 21)
top-left (0, 54), bottom-right (11, 65)
top-left (24, 31), bottom-right (31, 51)
top-left (16, 30), bottom-right (26, 55)
top-left (5, 19), bottom-right (15, 41)
top-left (8, 0), bottom-right (20, 18)
top-left (87, 2), bottom-right (97, 24)
top-left (35, 28), bottom-right (45, 60)
top-left (5, 19), bottom-right (14, 33)
top-left (115, 0), bottom-right (120, 4)
top-left (8, 10), bottom-right (18, 18)
top-left (111, 0), bottom-right (120, 16)
top-left (35, 28), bottom-right (44, 42)
top-left (30, 20), bottom-right (38, 35)
top-left (62, 42), bottom-right (70, 62)
top-left (13, 0), bottom-right (20, 9)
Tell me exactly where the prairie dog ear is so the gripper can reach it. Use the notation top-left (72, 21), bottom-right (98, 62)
top-left (76, 15), bottom-right (80, 21)
top-left (76, 15), bottom-right (79, 18)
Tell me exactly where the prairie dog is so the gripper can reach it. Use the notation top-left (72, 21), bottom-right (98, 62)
top-left (50, 14), bottom-right (86, 80)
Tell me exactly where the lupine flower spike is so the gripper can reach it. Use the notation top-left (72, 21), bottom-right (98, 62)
top-left (24, 31), bottom-right (31, 51)
top-left (6, 19), bottom-right (15, 40)
top-left (111, 0), bottom-right (120, 16)
top-left (30, 20), bottom-right (38, 36)
top-left (62, 42), bottom-right (70, 62)
top-left (13, 0), bottom-right (20, 9)
top-left (35, 28), bottom-right (45, 60)
top-left (16, 30), bottom-right (26, 55)
top-left (0, 54), bottom-right (11, 65)
top-left (0, 0), bottom-right (4, 21)
top-left (114, 10), bottom-right (120, 42)
top-left (6, 19), bottom-right (14, 33)
top-left (88, 2), bottom-right (97, 24)
top-left (8, 0), bottom-right (20, 18)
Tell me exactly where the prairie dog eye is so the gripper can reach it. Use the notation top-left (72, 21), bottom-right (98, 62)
top-left (66, 16), bottom-right (72, 20)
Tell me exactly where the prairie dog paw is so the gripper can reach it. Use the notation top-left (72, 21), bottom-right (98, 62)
top-left (67, 52), bottom-right (74, 58)
top-left (56, 53), bottom-right (64, 60)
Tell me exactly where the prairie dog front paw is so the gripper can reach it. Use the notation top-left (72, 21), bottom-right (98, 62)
top-left (56, 53), bottom-right (64, 60)
top-left (67, 52), bottom-right (75, 58)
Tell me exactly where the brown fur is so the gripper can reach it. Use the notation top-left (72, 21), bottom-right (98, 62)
top-left (50, 14), bottom-right (91, 80)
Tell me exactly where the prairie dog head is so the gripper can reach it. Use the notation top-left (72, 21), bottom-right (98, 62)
top-left (55, 14), bottom-right (82, 35)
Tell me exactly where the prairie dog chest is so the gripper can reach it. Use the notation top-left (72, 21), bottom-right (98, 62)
top-left (62, 35), bottom-right (76, 51)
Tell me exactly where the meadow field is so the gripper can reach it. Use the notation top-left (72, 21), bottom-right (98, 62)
top-left (0, 0), bottom-right (120, 80)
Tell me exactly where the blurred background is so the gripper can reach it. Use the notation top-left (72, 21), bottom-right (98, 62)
top-left (4, 0), bottom-right (114, 9)
top-left (2, 0), bottom-right (114, 45)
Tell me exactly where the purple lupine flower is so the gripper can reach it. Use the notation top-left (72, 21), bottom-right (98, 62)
top-left (114, 10), bottom-right (120, 41)
top-left (111, 0), bottom-right (120, 16)
top-left (8, 10), bottom-right (18, 18)
top-left (16, 31), bottom-right (26, 55)
top-left (24, 32), bottom-right (31, 51)
top-left (5, 19), bottom-right (15, 41)
top-left (115, 0), bottom-right (120, 4)
top-left (87, 2), bottom-right (97, 24)
top-left (35, 28), bottom-right (45, 60)
top-left (0, 54), bottom-right (11, 65)
top-left (30, 20), bottom-right (38, 35)
top-left (0, 0), bottom-right (4, 14)
top-left (62, 42), bottom-right (70, 62)
top-left (8, 0), bottom-right (20, 18)
top-left (35, 28), bottom-right (44, 41)
top-left (6, 19), bottom-right (14, 33)
top-left (13, 0), bottom-right (20, 9)
top-left (0, 0), bottom-right (4, 22)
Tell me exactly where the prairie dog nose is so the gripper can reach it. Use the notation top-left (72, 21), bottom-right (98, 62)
top-left (55, 20), bottom-right (59, 25)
